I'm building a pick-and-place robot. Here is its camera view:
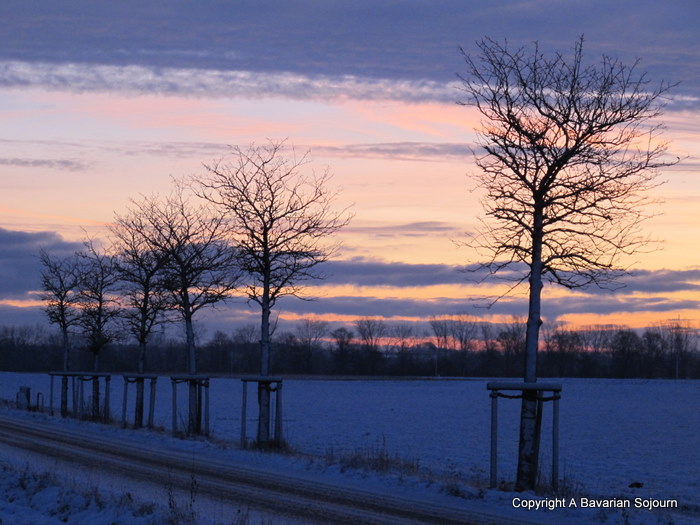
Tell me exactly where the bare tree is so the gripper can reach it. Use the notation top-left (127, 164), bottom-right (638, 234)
top-left (39, 248), bottom-right (80, 371)
top-left (429, 316), bottom-right (452, 376)
top-left (330, 326), bottom-right (354, 350)
top-left (233, 323), bottom-right (260, 372)
top-left (352, 318), bottom-right (387, 375)
top-left (476, 322), bottom-right (500, 375)
top-left (195, 140), bottom-right (350, 445)
top-left (459, 36), bottom-right (677, 489)
top-left (330, 326), bottom-right (354, 374)
top-left (390, 323), bottom-right (415, 352)
top-left (657, 319), bottom-right (697, 379)
top-left (134, 189), bottom-right (240, 374)
top-left (131, 188), bottom-right (241, 433)
top-left (429, 317), bottom-right (452, 350)
top-left (354, 317), bottom-right (387, 352)
top-left (296, 317), bottom-right (329, 370)
top-left (449, 313), bottom-right (479, 353)
top-left (110, 202), bottom-right (172, 427)
top-left (390, 323), bottom-right (416, 375)
top-left (39, 248), bottom-right (80, 416)
top-left (296, 318), bottom-right (329, 348)
top-left (111, 201), bottom-right (172, 370)
top-left (75, 238), bottom-right (121, 420)
top-left (496, 316), bottom-right (526, 377)
top-left (76, 238), bottom-right (121, 373)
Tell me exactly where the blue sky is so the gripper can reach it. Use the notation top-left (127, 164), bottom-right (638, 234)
top-left (1, 1), bottom-right (699, 334)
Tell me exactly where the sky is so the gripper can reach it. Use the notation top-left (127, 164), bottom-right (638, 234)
top-left (1, 1), bottom-right (699, 336)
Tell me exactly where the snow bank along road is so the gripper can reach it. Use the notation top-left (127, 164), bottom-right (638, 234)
top-left (0, 413), bottom-right (540, 525)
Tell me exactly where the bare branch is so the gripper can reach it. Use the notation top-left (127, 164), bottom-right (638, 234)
top-left (459, 36), bottom-right (677, 290)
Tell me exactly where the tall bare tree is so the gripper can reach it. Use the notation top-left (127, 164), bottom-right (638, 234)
top-left (39, 248), bottom-right (80, 371)
top-left (39, 248), bottom-right (80, 416)
top-left (135, 188), bottom-right (240, 374)
top-left (75, 238), bottom-right (121, 419)
top-left (459, 36), bottom-right (677, 489)
top-left (131, 188), bottom-right (241, 433)
top-left (76, 238), bottom-right (121, 373)
top-left (196, 140), bottom-right (350, 445)
top-left (110, 203), bottom-right (172, 427)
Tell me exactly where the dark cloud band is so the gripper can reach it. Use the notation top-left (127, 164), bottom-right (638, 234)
top-left (1, 227), bottom-right (698, 323)
top-left (1, 1), bottom-right (697, 105)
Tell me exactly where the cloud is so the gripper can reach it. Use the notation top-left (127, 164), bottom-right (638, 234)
top-left (319, 257), bottom-right (525, 288)
top-left (0, 61), bottom-right (460, 103)
top-left (312, 142), bottom-right (471, 162)
top-left (0, 157), bottom-right (88, 171)
top-left (1, 1), bottom-right (697, 105)
top-left (95, 140), bottom-right (231, 161)
top-left (274, 294), bottom-right (489, 319)
top-left (274, 288), bottom-right (700, 322)
top-left (321, 258), bottom-right (464, 288)
top-left (575, 268), bottom-right (700, 295)
top-left (545, 295), bottom-right (700, 317)
top-left (4, 59), bottom-right (694, 109)
top-left (0, 137), bottom-right (474, 168)
top-left (317, 259), bottom-right (700, 297)
top-left (343, 222), bottom-right (466, 239)
top-left (1, 233), bottom-right (699, 328)
top-left (0, 228), bottom-right (82, 299)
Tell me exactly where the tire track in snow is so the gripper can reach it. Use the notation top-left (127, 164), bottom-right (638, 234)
top-left (0, 414), bottom-right (541, 525)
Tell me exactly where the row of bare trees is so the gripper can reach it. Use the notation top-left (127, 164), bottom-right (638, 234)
top-left (38, 141), bottom-right (350, 441)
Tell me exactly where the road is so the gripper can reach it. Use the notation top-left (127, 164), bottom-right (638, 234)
top-left (0, 413), bottom-right (541, 525)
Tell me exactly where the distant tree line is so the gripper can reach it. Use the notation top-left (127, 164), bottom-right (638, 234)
top-left (2, 315), bottom-right (698, 379)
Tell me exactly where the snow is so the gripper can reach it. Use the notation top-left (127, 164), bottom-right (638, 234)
top-left (0, 373), bottom-right (698, 524)
top-left (0, 459), bottom-right (169, 525)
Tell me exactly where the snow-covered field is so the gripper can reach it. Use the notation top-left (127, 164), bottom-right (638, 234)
top-left (0, 373), bottom-right (698, 524)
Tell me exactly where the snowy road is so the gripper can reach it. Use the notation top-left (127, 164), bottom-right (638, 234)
top-left (0, 413), bottom-right (540, 525)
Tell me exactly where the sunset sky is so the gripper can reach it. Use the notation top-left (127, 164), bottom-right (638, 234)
top-left (1, 1), bottom-right (699, 335)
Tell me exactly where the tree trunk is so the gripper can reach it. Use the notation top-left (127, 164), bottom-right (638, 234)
top-left (184, 310), bottom-right (198, 435)
top-left (135, 371), bottom-right (145, 429)
top-left (257, 293), bottom-right (272, 444)
top-left (185, 315), bottom-right (196, 376)
top-left (183, 294), bottom-right (198, 435)
top-left (61, 327), bottom-right (70, 417)
top-left (516, 208), bottom-right (544, 491)
top-left (60, 377), bottom-right (69, 418)
top-left (135, 341), bottom-right (146, 428)
top-left (62, 327), bottom-right (70, 372)
top-left (92, 376), bottom-right (100, 421)
top-left (135, 378), bottom-right (145, 429)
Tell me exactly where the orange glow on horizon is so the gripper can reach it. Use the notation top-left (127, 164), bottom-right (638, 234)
top-left (0, 299), bottom-right (44, 308)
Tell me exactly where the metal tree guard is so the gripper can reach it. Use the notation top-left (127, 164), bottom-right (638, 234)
top-left (486, 381), bottom-right (562, 490)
